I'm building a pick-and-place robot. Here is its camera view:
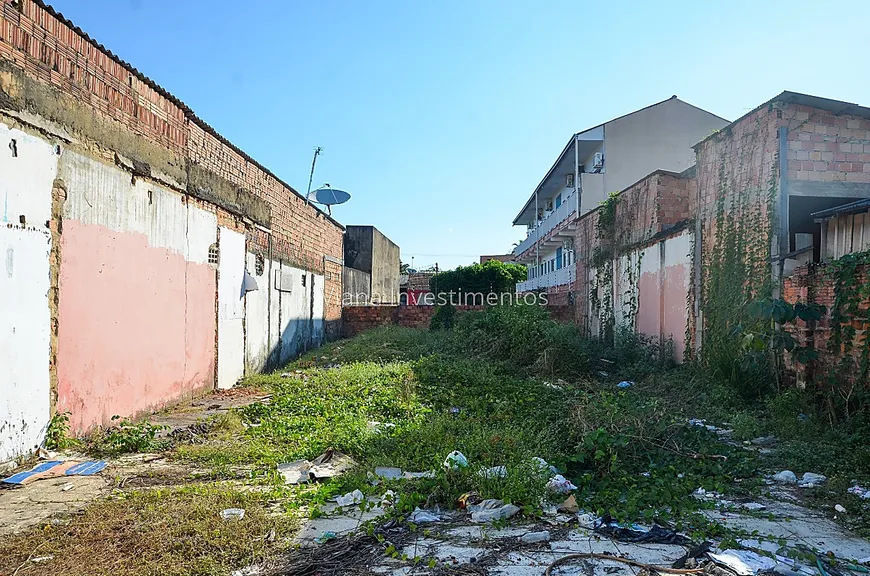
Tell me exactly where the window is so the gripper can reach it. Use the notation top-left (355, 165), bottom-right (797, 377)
top-left (208, 243), bottom-right (219, 265)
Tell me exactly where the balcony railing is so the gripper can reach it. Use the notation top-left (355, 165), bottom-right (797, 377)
top-left (516, 265), bottom-right (575, 292)
top-left (513, 190), bottom-right (578, 257)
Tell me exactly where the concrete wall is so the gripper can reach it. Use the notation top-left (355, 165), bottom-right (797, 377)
top-left (604, 98), bottom-right (727, 195)
top-left (371, 227), bottom-right (399, 304)
top-left (0, 122), bottom-right (54, 462)
top-left (56, 151), bottom-right (218, 431)
top-left (244, 253), bottom-right (327, 373)
top-left (217, 227), bottom-right (245, 389)
top-left (344, 227), bottom-right (374, 274)
top-left (343, 265), bottom-right (372, 304)
top-left (0, 0), bottom-right (348, 447)
top-left (344, 226), bottom-right (399, 304)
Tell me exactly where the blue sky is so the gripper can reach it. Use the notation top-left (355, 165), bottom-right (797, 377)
top-left (50, 0), bottom-right (870, 269)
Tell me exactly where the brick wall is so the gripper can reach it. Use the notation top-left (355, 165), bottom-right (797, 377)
top-left (342, 306), bottom-right (484, 337)
top-left (0, 0), bottom-right (344, 336)
top-left (785, 105), bottom-right (870, 185)
top-left (783, 262), bottom-right (870, 388)
top-left (342, 305), bottom-right (573, 337)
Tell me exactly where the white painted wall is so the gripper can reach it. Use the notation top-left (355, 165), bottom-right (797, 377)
top-left (0, 123), bottom-right (57, 226)
top-left (0, 122), bottom-right (56, 462)
top-left (0, 227), bottom-right (52, 462)
top-left (603, 98), bottom-right (728, 194)
top-left (217, 227), bottom-right (245, 389)
top-left (244, 252), bottom-right (271, 373)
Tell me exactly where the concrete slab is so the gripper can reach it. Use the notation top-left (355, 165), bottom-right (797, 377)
top-left (293, 502), bottom-right (388, 546)
top-left (0, 475), bottom-right (110, 534)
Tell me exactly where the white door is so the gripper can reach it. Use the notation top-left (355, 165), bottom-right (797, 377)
top-left (217, 227), bottom-right (245, 390)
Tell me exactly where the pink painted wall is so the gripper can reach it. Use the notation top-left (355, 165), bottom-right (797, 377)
top-left (56, 220), bottom-right (216, 431)
top-left (636, 270), bottom-right (661, 338)
top-left (662, 263), bottom-right (689, 359)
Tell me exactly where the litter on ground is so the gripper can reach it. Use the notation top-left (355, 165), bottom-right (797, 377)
top-left (1, 460), bottom-right (108, 485)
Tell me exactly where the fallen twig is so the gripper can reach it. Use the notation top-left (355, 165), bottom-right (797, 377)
top-left (544, 552), bottom-right (705, 576)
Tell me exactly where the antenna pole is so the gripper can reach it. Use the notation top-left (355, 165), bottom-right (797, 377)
top-left (305, 146), bottom-right (323, 206)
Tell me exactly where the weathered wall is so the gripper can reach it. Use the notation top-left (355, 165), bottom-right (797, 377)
top-left (573, 168), bottom-right (694, 359)
top-left (371, 227), bottom-right (399, 304)
top-left (217, 226), bottom-right (245, 389)
top-left (343, 265), bottom-right (371, 304)
top-left (243, 255), bottom-right (324, 372)
top-left (344, 226), bottom-right (373, 273)
top-left (56, 151), bottom-right (218, 431)
top-left (784, 261), bottom-right (870, 390)
top-left (0, 122), bottom-right (54, 461)
top-left (0, 0), bottom-right (346, 442)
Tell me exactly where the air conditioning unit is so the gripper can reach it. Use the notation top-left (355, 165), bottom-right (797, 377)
top-left (565, 173), bottom-right (574, 188)
top-left (592, 152), bottom-right (604, 169)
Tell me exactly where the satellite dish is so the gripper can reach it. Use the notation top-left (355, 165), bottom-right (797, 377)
top-left (308, 184), bottom-right (351, 207)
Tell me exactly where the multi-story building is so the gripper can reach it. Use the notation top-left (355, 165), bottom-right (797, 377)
top-left (511, 96), bottom-right (729, 298)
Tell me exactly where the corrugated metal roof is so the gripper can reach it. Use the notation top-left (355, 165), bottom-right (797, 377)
top-left (812, 198), bottom-right (870, 219)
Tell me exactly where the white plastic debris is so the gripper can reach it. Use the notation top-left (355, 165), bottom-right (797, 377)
top-left (617, 381), bottom-right (633, 389)
top-left (468, 499), bottom-right (521, 523)
top-left (374, 466), bottom-right (403, 480)
top-left (532, 457), bottom-right (560, 475)
top-left (773, 470), bottom-right (798, 484)
top-left (278, 449), bottom-right (357, 485)
top-left (709, 549), bottom-right (777, 575)
top-left (403, 470), bottom-right (435, 479)
top-left (220, 508), bottom-right (246, 521)
top-left (835, 504), bottom-right (847, 513)
top-left (799, 472), bottom-right (826, 487)
top-left (335, 489), bottom-right (365, 507)
top-left (60, 482), bottom-right (74, 492)
top-left (380, 490), bottom-right (396, 507)
top-left (520, 530), bottom-right (550, 543)
top-left (278, 460), bottom-right (311, 484)
top-left (409, 508), bottom-right (440, 523)
top-left (847, 485), bottom-right (870, 499)
top-left (479, 465), bottom-right (507, 479)
top-left (576, 512), bottom-right (598, 529)
top-left (546, 474), bottom-right (577, 494)
top-left (31, 555), bottom-right (54, 563)
top-left (443, 450), bottom-right (469, 470)
top-left (741, 502), bottom-right (767, 511)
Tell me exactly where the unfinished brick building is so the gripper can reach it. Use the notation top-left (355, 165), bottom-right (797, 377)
top-left (0, 0), bottom-right (345, 461)
top-left (571, 91), bottom-right (870, 368)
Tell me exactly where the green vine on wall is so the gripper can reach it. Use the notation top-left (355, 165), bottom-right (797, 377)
top-left (825, 250), bottom-right (870, 414)
top-left (700, 125), bottom-right (780, 399)
top-left (591, 192), bottom-right (621, 344)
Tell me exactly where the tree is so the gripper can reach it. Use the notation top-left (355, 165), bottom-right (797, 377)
top-left (429, 259), bottom-right (527, 297)
top-left (399, 260), bottom-right (410, 275)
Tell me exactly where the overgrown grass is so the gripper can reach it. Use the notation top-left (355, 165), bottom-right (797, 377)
top-left (174, 307), bottom-right (761, 527)
top-left (0, 485), bottom-right (298, 576)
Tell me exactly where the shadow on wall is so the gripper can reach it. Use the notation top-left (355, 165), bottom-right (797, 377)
top-left (244, 252), bottom-right (327, 375)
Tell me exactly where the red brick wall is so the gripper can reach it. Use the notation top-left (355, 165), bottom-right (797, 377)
top-left (342, 306), bottom-right (484, 337)
top-left (783, 262), bottom-right (870, 388)
top-left (0, 0), bottom-right (344, 336)
top-left (785, 105), bottom-right (870, 185)
top-left (342, 305), bottom-right (573, 337)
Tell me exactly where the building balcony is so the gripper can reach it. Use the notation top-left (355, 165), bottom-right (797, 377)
top-left (516, 265), bottom-right (575, 292)
top-left (513, 190), bottom-right (578, 258)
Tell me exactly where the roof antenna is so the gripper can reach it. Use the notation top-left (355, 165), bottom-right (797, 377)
top-left (305, 146), bottom-right (323, 206)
